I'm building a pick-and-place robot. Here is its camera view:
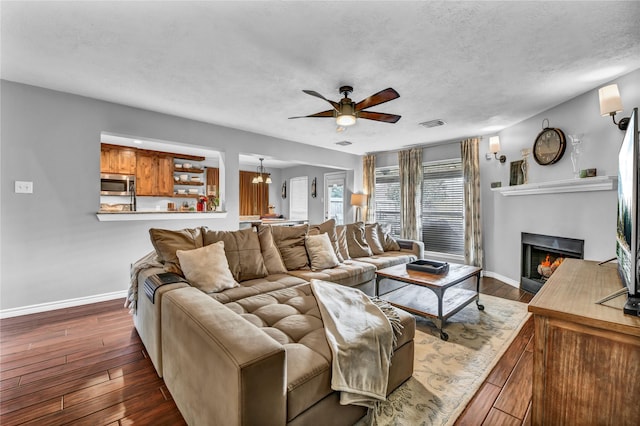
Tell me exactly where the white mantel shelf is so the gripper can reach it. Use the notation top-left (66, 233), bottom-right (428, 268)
top-left (96, 211), bottom-right (228, 222)
top-left (491, 176), bottom-right (617, 197)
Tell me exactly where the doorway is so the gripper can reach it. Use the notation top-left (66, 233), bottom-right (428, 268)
top-left (324, 172), bottom-right (346, 224)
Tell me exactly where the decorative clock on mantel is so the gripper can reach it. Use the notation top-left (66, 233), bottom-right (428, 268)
top-left (533, 119), bottom-right (566, 165)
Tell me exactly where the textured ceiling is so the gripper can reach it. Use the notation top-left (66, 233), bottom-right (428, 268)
top-left (2, 1), bottom-right (640, 156)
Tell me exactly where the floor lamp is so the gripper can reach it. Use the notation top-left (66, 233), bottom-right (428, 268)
top-left (351, 193), bottom-right (367, 222)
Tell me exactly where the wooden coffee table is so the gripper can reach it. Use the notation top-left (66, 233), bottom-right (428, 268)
top-left (375, 263), bottom-right (483, 340)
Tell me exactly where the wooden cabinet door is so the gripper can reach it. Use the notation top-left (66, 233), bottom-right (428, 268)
top-left (135, 153), bottom-right (157, 196)
top-left (100, 146), bottom-right (112, 173)
top-left (115, 148), bottom-right (137, 175)
top-left (157, 155), bottom-right (174, 196)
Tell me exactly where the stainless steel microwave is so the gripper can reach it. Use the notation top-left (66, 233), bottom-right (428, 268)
top-left (100, 174), bottom-right (135, 196)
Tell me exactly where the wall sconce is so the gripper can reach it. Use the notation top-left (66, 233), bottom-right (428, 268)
top-left (598, 84), bottom-right (629, 131)
top-left (489, 136), bottom-right (506, 163)
top-left (351, 193), bottom-right (367, 222)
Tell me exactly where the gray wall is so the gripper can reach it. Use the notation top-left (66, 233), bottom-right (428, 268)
top-left (0, 81), bottom-right (361, 310)
top-left (482, 69), bottom-right (640, 284)
top-left (279, 165), bottom-right (354, 224)
top-left (371, 69), bottom-right (640, 285)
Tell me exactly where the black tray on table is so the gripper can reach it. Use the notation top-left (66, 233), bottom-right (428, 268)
top-left (406, 259), bottom-right (450, 275)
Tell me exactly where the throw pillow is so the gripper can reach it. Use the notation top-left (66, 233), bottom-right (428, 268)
top-left (308, 218), bottom-right (344, 262)
top-left (149, 227), bottom-right (205, 275)
top-left (365, 223), bottom-right (385, 255)
top-left (335, 225), bottom-right (350, 260)
top-left (176, 241), bottom-right (239, 293)
top-left (256, 225), bottom-right (288, 274)
top-left (345, 222), bottom-right (373, 258)
top-left (378, 224), bottom-right (401, 252)
top-left (271, 224), bottom-right (309, 270)
top-left (305, 233), bottom-right (340, 271)
top-left (203, 228), bottom-right (269, 282)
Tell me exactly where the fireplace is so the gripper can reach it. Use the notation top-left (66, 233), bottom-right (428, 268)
top-left (521, 232), bottom-right (584, 294)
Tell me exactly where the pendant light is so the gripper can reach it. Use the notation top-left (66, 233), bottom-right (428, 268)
top-left (252, 158), bottom-right (272, 184)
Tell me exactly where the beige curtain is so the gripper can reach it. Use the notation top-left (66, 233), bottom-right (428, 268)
top-left (461, 138), bottom-right (483, 267)
top-left (398, 148), bottom-right (422, 240)
top-left (363, 154), bottom-right (376, 223)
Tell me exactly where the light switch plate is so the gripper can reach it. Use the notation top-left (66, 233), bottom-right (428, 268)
top-left (15, 181), bottom-right (33, 194)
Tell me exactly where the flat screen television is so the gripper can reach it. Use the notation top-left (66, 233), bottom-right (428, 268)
top-left (616, 107), bottom-right (640, 315)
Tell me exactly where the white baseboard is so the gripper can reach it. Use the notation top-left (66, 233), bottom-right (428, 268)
top-left (0, 290), bottom-right (127, 319)
top-left (482, 270), bottom-right (520, 288)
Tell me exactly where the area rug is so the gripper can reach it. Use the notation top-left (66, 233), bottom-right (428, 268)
top-left (356, 294), bottom-right (530, 426)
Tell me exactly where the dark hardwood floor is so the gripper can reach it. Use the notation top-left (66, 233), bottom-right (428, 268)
top-left (0, 277), bottom-right (533, 425)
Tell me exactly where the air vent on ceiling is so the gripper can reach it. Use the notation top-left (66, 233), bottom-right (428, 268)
top-left (335, 141), bottom-right (352, 146)
top-left (419, 119), bottom-right (446, 128)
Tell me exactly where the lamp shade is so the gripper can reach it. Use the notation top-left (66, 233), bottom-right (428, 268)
top-left (598, 84), bottom-right (623, 116)
top-left (489, 136), bottom-right (501, 153)
top-left (351, 193), bottom-right (367, 207)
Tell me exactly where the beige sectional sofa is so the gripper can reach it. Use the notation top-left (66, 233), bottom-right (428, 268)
top-left (131, 220), bottom-right (423, 425)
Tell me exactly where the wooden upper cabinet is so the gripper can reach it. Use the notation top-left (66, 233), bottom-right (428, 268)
top-left (136, 151), bottom-right (174, 196)
top-left (101, 144), bottom-right (136, 175)
top-left (135, 152), bottom-right (157, 196)
top-left (156, 155), bottom-right (174, 196)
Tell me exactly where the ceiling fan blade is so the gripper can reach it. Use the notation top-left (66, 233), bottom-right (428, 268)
top-left (355, 88), bottom-right (400, 111)
top-left (289, 109), bottom-right (335, 119)
top-left (302, 90), bottom-right (340, 111)
top-left (358, 111), bottom-right (401, 123)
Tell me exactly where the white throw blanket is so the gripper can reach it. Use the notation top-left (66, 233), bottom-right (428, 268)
top-left (310, 279), bottom-right (398, 410)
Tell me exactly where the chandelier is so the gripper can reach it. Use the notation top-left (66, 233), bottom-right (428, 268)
top-left (252, 158), bottom-right (272, 184)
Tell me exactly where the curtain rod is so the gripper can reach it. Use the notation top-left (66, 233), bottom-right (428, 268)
top-left (365, 136), bottom-right (484, 156)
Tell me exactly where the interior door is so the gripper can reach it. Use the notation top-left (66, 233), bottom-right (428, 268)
top-left (324, 172), bottom-right (346, 224)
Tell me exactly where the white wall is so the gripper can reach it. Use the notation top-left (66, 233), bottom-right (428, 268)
top-left (0, 81), bottom-right (361, 311)
top-left (481, 69), bottom-right (640, 284)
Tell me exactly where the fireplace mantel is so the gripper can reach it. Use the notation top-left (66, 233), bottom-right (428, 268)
top-left (492, 176), bottom-right (617, 197)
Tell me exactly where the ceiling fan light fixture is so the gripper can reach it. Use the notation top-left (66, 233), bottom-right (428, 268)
top-left (336, 113), bottom-right (356, 127)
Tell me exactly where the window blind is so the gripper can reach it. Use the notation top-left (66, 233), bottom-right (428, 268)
top-left (421, 160), bottom-right (464, 255)
top-left (375, 159), bottom-right (464, 256)
top-left (289, 176), bottom-right (308, 220)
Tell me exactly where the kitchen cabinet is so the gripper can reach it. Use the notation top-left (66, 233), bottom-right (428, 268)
top-left (136, 151), bottom-right (173, 196)
top-left (100, 144), bottom-right (136, 175)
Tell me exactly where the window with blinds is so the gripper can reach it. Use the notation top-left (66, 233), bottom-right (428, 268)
top-left (421, 160), bottom-right (464, 256)
top-left (289, 176), bottom-right (308, 220)
top-left (374, 159), bottom-right (464, 257)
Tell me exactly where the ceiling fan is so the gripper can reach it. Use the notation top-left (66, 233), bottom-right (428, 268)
top-left (289, 86), bottom-right (401, 129)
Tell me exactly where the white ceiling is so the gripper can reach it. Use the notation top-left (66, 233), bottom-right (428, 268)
top-left (2, 1), bottom-right (640, 156)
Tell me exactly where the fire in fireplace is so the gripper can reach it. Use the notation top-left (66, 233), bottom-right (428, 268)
top-left (521, 233), bottom-right (584, 294)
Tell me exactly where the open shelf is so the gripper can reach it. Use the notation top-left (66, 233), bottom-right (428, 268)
top-left (491, 176), bottom-right (617, 197)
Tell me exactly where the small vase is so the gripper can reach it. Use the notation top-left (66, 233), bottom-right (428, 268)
top-left (569, 134), bottom-right (582, 179)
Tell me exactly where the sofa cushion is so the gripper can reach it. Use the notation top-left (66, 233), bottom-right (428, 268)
top-left (335, 225), bottom-right (350, 260)
top-left (149, 227), bottom-right (205, 275)
top-left (305, 233), bottom-right (340, 271)
top-left (308, 219), bottom-right (344, 262)
top-left (287, 260), bottom-right (376, 288)
top-left (345, 222), bottom-right (373, 258)
top-left (379, 224), bottom-right (401, 252)
top-left (176, 241), bottom-right (239, 293)
top-left (203, 228), bottom-right (269, 282)
top-left (257, 225), bottom-right (288, 275)
top-left (208, 274), bottom-right (308, 305)
top-left (354, 251), bottom-right (418, 270)
top-left (221, 283), bottom-right (415, 421)
top-left (271, 224), bottom-right (310, 271)
top-left (365, 223), bottom-right (385, 255)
